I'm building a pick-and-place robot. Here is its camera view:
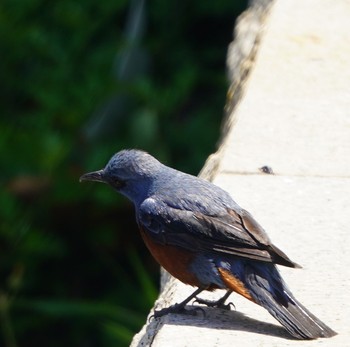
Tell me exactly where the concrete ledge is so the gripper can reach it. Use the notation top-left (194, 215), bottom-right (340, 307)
top-left (131, 0), bottom-right (349, 345)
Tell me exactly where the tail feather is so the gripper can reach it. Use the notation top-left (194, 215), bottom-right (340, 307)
top-left (244, 263), bottom-right (336, 339)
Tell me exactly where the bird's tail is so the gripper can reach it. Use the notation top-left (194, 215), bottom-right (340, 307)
top-left (242, 262), bottom-right (336, 339)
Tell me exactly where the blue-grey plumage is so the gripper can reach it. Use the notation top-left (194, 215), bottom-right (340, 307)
top-left (80, 149), bottom-right (336, 340)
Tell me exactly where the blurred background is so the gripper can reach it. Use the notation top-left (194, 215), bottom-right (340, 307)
top-left (0, 0), bottom-right (248, 346)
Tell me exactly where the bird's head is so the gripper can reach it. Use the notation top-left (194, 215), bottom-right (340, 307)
top-left (80, 149), bottom-right (163, 203)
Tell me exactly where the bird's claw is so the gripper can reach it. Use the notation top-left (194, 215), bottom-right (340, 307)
top-left (194, 297), bottom-right (235, 311)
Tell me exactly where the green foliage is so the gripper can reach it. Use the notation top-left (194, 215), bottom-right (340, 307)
top-left (0, 0), bottom-right (248, 346)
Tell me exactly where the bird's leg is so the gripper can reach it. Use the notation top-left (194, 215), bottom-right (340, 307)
top-left (153, 287), bottom-right (207, 318)
top-left (194, 290), bottom-right (235, 310)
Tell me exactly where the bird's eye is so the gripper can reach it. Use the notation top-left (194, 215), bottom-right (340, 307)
top-left (112, 178), bottom-right (125, 189)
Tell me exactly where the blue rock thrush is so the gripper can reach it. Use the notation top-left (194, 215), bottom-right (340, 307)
top-left (80, 149), bottom-right (336, 339)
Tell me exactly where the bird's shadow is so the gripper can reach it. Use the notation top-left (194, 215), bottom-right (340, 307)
top-left (135, 304), bottom-right (293, 346)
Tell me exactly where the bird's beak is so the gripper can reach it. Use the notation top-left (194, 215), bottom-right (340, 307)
top-left (79, 170), bottom-right (105, 183)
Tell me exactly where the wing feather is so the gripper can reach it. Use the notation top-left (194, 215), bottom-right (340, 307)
top-left (139, 197), bottom-right (300, 268)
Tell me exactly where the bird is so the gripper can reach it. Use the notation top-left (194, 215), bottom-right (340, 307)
top-left (80, 149), bottom-right (336, 339)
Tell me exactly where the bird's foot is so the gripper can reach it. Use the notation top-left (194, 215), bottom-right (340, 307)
top-left (194, 296), bottom-right (235, 311)
top-left (152, 303), bottom-right (205, 320)
top-left (149, 287), bottom-right (208, 321)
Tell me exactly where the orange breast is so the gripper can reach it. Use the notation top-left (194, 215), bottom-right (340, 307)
top-left (140, 228), bottom-right (200, 287)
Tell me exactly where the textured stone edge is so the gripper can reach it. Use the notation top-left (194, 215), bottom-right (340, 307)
top-left (200, 0), bottom-right (274, 182)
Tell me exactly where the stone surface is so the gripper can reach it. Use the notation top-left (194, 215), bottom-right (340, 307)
top-left (221, 0), bottom-right (350, 177)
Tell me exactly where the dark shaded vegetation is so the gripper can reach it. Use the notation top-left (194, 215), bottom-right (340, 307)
top-left (0, 0), bottom-right (248, 346)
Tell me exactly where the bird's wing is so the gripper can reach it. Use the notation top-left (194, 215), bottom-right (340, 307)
top-left (138, 197), bottom-right (300, 268)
